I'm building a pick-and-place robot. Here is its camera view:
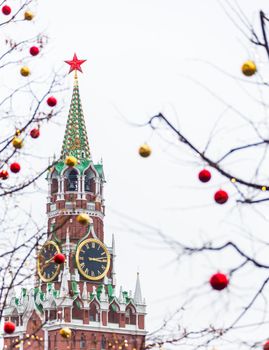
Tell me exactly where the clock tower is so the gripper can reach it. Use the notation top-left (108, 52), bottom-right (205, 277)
top-left (3, 55), bottom-right (147, 350)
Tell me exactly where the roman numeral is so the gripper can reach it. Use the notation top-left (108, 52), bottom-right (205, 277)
top-left (91, 271), bottom-right (95, 277)
top-left (91, 242), bottom-right (95, 248)
top-left (101, 265), bottom-right (105, 270)
top-left (101, 252), bottom-right (106, 256)
top-left (81, 262), bottom-right (85, 268)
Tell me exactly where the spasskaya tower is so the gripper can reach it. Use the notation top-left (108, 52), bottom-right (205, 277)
top-left (3, 54), bottom-right (146, 350)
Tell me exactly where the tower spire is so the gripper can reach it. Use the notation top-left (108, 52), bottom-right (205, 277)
top-left (134, 272), bottom-right (143, 304)
top-left (61, 54), bottom-right (90, 161)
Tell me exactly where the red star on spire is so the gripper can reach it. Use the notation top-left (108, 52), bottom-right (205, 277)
top-left (65, 53), bottom-right (86, 74)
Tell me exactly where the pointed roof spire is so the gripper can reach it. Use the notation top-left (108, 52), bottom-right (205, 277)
top-left (61, 54), bottom-right (90, 161)
top-left (134, 272), bottom-right (143, 304)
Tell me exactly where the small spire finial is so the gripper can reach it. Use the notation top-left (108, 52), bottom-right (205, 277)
top-left (65, 53), bottom-right (86, 75)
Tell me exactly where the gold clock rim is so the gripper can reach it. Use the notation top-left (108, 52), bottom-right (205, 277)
top-left (37, 240), bottom-right (61, 283)
top-left (75, 238), bottom-right (111, 281)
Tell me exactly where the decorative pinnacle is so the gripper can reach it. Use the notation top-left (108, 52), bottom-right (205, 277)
top-left (61, 58), bottom-right (91, 161)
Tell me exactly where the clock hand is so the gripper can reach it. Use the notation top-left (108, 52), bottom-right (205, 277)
top-left (40, 256), bottom-right (56, 272)
top-left (88, 257), bottom-right (107, 262)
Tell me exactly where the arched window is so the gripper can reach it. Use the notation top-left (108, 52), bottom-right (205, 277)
top-left (72, 300), bottom-right (83, 320)
top-left (51, 171), bottom-right (58, 194)
top-left (108, 303), bottom-right (119, 324)
top-left (66, 169), bottom-right (78, 191)
top-left (80, 334), bottom-right (86, 349)
top-left (126, 305), bottom-right (136, 325)
top-left (101, 335), bottom-right (106, 350)
top-left (50, 309), bottom-right (57, 321)
top-left (89, 301), bottom-right (99, 322)
top-left (84, 168), bottom-right (95, 192)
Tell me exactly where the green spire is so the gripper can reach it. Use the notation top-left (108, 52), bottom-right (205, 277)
top-left (61, 75), bottom-right (91, 161)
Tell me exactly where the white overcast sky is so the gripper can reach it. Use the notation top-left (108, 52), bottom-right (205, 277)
top-left (8, 0), bottom-right (269, 347)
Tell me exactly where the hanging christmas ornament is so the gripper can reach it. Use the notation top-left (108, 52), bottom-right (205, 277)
top-left (29, 46), bottom-right (39, 56)
top-left (53, 253), bottom-right (65, 264)
top-left (20, 66), bottom-right (30, 77)
top-left (198, 169), bottom-right (211, 183)
top-left (263, 341), bottom-right (269, 350)
top-left (65, 156), bottom-right (77, 167)
top-left (59, 327), bottom-right (71, 338)
top-left (138, 144), bottom-right (151, 158)
top-left (214, 189), bottom-right (228, 204)
top-left (12, 137), bottom-right (23, 149)
top-left (47, 96), bottom-right (57, 107)
top-left (210, 273), bottom-right (229, 291)
top-left (241, 60), bottom-right (257, 77)
top-left (30, 128), bottom-right (40, 139)
top-left (0, 170), bottom-right (9, 180)
top-left (10, 162), bottom-right (21, 173)
top-left (76, 213), bottom-right (92, 226)
top-left (4, 321), bottom-right (16, 334)
top-left (24, 11), bottom-right (34, 20)
top-left (2, 5), bottom-right (11, 15)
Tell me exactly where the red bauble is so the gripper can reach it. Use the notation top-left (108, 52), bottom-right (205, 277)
top-left (2, 5), bottom-right (11, 15)
top-left (54, 253), bottom-right (65, 264)
top-left (210, 273), bottom-right (229, 291)
top-left (29, 46), bottom-right (39, 56)
top-left (263, 341), bottom-right (269, 350)
top-left (198, 169), bottom-right (211, 183)
top-left (214, 189), bottom-right (228, 204)
top-left (0, 170), bottom-right (9, 180)
top-left (30, 128), bottom-right (40, 139)
top-left (47, 96), bottom-right (57, 107)
top-left (4, 321), bottom-right (15, 334)
top-left (10, 162), bottom-right (21, 173)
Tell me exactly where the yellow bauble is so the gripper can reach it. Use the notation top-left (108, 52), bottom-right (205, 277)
top-left (24, 11), bottom-right (34, 20)
top-left (76, 213), bottom-right (92, 226)
top-left (59, 327), bottom-right (71, 339)
top-left (138, 144), bottom-right (151, 158)
top-left (241, 60), bottom-right (257, 76)
top-left (20, 66), bottom-right (30, 77)
top-left (65, 156), bottom-right (77, 167)
top-left (12, 137), bottom-right (23, 149)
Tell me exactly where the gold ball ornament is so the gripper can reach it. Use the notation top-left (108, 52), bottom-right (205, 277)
top-left (24, 11), bottom-right (34, 20)
top-left (76, 213), bottom-right (92, 226)
top-left (65, 156), bottom-right (77, 167)
top-left (241, 60), bottom-right (257, 77)
top-left (20, 66), bottom-right (30, 77)
top-left (12, 137), bottom-right (23, 149)
top-left (138, 144), bottom-right (151, 158)
top-left (59, 327), bottom-right (71, 339)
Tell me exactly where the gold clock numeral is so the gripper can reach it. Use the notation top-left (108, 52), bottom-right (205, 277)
top-left (97, 270), bottom-right (101, 275)
top-left (85, 268), bottom-right (89, 275)
top-left (79, 256), bottom-right (84, 261)
top-left (101, 265), bottom-right (105, 270)
top-left (91, 242), bottom-right (95, 248)
top-left (101, 251), bottom-right (106, 256)
top-left (81, 262), bottom-right (85, 268)
top-left (91, 271), bottom-right (95, 277)
top-left (86, 244), bottom-right (89, 249)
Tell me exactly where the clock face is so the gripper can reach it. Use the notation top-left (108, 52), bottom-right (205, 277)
top-left (37, 241), bottom-right (61, 282)
top-left (75, 238), bottom-right (110, 281)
